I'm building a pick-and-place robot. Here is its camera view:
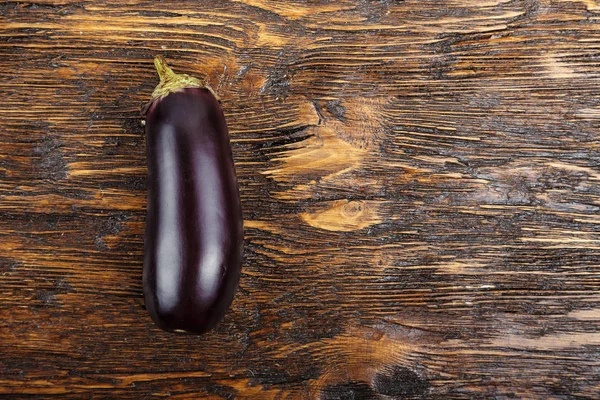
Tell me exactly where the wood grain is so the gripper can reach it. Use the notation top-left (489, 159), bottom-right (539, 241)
top-left (1, 0), bottom-right (600, 398)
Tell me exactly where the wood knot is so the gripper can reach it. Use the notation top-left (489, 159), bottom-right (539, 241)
top-left (342, 200), bottom-right (364, 218)
top-left (301, 199), bottom-right (385, 232)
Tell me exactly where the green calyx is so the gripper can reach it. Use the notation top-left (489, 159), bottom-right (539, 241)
top-left (151, 56), bottom-right (207, 100)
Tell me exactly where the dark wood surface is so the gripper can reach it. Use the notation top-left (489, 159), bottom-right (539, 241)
top-left (2, 0), bottom-right (600, 398)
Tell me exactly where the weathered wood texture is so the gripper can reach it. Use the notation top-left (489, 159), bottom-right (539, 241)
top-left (1, 0), bottom-right (600, 398)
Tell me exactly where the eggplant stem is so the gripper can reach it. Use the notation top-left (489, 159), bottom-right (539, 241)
top-left (149, 56), bottom-right (216, 103)
top-left (154, 55), bottom-right (176, 83)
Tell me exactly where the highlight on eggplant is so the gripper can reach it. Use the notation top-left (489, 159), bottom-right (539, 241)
top-left (142, 56), bottom-right (244, 335)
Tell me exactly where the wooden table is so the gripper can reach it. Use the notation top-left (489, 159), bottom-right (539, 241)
top-left (1, 1), bottom-right (600, 398)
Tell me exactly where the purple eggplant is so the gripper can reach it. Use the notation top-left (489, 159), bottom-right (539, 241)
top-left (142, 56), bottom-right (243, 334)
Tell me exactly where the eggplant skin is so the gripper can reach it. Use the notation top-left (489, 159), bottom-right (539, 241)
top-left (143, 87), bottom-right (243, 334)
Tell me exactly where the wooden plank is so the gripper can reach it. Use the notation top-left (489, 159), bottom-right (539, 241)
top-left (1, 0), bottom-right (600, 398)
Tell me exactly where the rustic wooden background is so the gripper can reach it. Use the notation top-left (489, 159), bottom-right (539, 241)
top-left (1, 0), bottom-right (600, 398)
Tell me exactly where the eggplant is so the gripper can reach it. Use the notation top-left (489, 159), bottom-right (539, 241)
top-left (142, 56), bottom-right (243, 334)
